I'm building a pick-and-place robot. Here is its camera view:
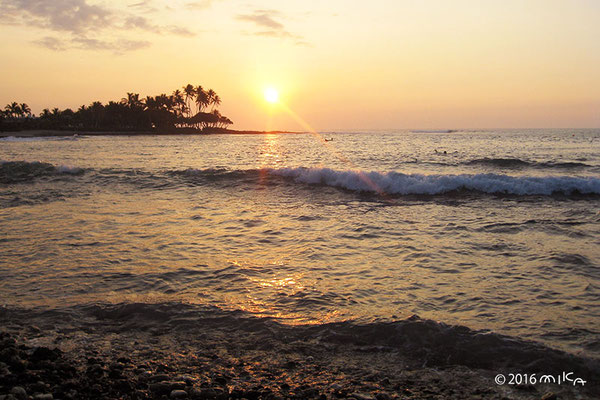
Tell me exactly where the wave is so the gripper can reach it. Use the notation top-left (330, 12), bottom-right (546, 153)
top-left (268, 167), bottom-right (600, 196)
top-left (4, 161), bottom-right (600, 197)
top-left (2, 302), bottom-right (599, 376)
top-left (0, 135), bottom-right (81, 142)
top-left (466, 157), bottom-right (591, 169)
top-left (0, 160), bottom-right (84, 184)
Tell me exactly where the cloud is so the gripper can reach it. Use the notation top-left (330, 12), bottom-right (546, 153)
top-left (236, 9), bottom-right (306, 44)
top-left (185, 0), bottom-right (215, 10)
top-left (71, 37), bottom-right (152, 53)
top-left (237, 10), bottom-right (284, 30)
top-left (128, 0), bottom-right (158, 14)
top-left (0, 0), bottom-right (196, 53)
top-left (32, 36), bottom-right (68, 51)
top-left (32, 35), bottom-right (151, 54)
top-left (0, 0), bottom-right (113, 34)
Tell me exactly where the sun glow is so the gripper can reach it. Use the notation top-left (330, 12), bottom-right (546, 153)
top-left (264, 87), bottom-right (279, 103)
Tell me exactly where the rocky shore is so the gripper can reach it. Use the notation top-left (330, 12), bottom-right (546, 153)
top-left (0, 305), bottom-right (597, 399)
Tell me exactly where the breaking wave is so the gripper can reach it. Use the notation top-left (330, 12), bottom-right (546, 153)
top-left (267, 167), bottom-right (600, 196)
top-left (0, 160), bottom-right (84, 184)
top-left (3, 161), bottom-right (600, 197)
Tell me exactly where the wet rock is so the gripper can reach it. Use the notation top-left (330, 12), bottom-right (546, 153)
top-left (279, 383), bottom-right (290, 391)
top-left (541, 393), bottom-right (557, 400)
top-left (149, 381), bottom-right (187, 396)
top-left (171, 389), bottom-right (188, 398)
top-left (148, 373), bottom-right (171, 382)
top-left (108, 368), bottom-right (123, 379)
top-left (300, 388), bottom-right (320, 398)
top-left (86, 363), bottom-right (104, 377)
top-left (193, 387), bottom-right (228, 400)
top-left (175, 375), bottom-right (196, 385)
top-left (113, 379), bottom-right (135, 393)
top-left (329, 383), bottom-right (343, 391)
top-left (213, 376), bottom-right (228, 386)
top-left (31, 347), bottom-right (60, 361)
top-left (30, 381), bottom-right (48, 393)
top-left (350, 393), bottom-right (375, 400)
top-left (33, 395), bottom-right (53, 400)
top-left (9, 387), bottom-right (27, 399)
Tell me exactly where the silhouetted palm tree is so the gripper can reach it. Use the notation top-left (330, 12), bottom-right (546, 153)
top-left (183, 84), bottom-right (195, 118)
top-left (3, 83), bottom-right (231, 132)
top-left (20, 103), bottom-right (31, 118)
top-left (195, 86), bottom-right (208, 113)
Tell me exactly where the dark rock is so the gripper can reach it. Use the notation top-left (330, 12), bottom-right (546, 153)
top-left (86, 363), bottom-right (104, 377)
top-left (148, 373), bottom-right (171, 382)
top-left (108, 368), bottom-right (123, 379)
top-left (33, 395), bottom-right (53, 400)
top-left (171, 389), bottom-right (188, 398)
top-left (300, 388), bottom-right (320, 398)
top-left (149, 381), bottom-right (187, 396)
top-left (113, 379), bottom-right (135, 393)
top-left (10, 387), bottom-right (27, 399)
top-left (540, 393), bottom-right (557, 400)
top-left (350, 393), bottom-right (375, 400)
top-left (213, 376), bottom-right (227, 386)
top-left (31, 347), bottom-right (60, 361)
top-left (515, 384), bottom-right (536, 392)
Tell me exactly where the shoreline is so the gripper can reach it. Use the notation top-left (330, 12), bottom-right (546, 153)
top-left (0, 304), bottom-right (597, 399)
top-left (0, 129), bottom-right (304, 138)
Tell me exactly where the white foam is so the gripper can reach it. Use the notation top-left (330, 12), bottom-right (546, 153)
top-left (268, 167), bottom-right (600, 195)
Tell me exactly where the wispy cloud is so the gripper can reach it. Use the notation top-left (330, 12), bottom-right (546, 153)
top-left (33, 35), bottom-right (151, 54)
top-left (236, 9), bottom-right (307, 45)
top-left (185, 0), bottom-right (215, 10)
top-left (128, 0), bottom-right (158, 14)
top-left (0, 0), bottom-right (196, 53)
top-left (32, 36), bottom-right (68, 51)
top-left (237, 10), bottom-right (284, 30)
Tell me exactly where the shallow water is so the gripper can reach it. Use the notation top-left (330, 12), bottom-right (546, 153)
top-left (1, 129), bottom-right (599, 357)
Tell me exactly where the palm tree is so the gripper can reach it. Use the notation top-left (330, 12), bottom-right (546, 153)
top-left (183, 84), bottom-right (195, 118)
top-left (5, 102), bottom-right (21, 119)
top-left (171, 89), bottom-right (186, 118)
top-left (211, 94), bottom-right (221, 111)
top-left (195, 85), bottom-right (208, 113)
top-left (206, 89), bottom-right (216, 110)
top-left (122, 93), bottom-right (142, 109)
top-left (20, 103), bottom-right (31, 118)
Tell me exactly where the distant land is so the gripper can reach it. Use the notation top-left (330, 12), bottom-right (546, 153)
top-left (0, 129), bottom-right (301, 137)
top-left (0, 83), bottom-right (242, 135)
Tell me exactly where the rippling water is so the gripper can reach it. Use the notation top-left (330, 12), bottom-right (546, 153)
top-left (1, 129), bottom-right (599, 356)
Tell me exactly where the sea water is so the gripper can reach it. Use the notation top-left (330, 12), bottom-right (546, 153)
top-left (1, 129), bottom-right (599, 357)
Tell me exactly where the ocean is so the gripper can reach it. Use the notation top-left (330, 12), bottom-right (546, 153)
top-left (1, 129), bottom-right (599, 359)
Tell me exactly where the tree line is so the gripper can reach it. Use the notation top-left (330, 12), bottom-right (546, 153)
top-left (0, 84), bottom-right (233, 132)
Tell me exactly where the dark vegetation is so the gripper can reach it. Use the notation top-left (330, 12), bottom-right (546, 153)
top-left (0, 84), bottom-right (233, 133)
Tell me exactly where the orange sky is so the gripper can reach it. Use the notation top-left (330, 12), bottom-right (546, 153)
top-left (1, 0), bottom-right (599, 130)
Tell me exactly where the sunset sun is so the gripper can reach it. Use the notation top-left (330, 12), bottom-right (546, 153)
top-left (264, 87), bottom-right (279, 103)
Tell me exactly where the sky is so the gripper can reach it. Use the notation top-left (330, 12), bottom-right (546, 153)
top-left (1, 0), bottom-right (599, 130)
